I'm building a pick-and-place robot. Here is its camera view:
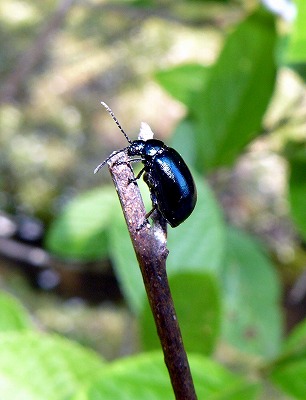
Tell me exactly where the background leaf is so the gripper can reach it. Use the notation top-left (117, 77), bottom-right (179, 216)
top-left (140, 272), bottom-right (221, 355)
top-left (45, 187), bottom-right (119, 260)
top-left (170, 118), bottom-right (197, 166)
top-left (109, 212), bottom-right (144, 313)
top-left (155, 64), bottom-right (209, 106)
top-left (193, 11), bottom-right (277, 170)
top-left (84, 352), bottom-right (260, 400)
top-left (0, 332), bottom-right (105, 400)
top-left (285, 0), bottom-right (306, 80)
top-left (167, 173), bottom-right (225, 275)
top-left (0, 292), bottom-right (32, 332)
top-left (287, 140), bottom-right (306, 241)
top-left (282, 318), bottom-right (306, 356)
top-left (270, 357), bottom-right (306, 400)
top-left (220, 226), bottom-right (283, 358)
top-left (268, 318), bottom-right (306, 399)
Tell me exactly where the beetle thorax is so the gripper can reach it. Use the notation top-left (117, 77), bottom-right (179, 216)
top-left (143, 139), bottom-right (165, 158)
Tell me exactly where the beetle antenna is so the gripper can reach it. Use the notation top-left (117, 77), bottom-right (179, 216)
top-left (94, 146), bottom-right (130, 174)
top-left (101, 102), bottom-right (132, 144)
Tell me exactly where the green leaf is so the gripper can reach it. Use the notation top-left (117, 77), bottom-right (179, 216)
top-left (167, 173), bottom-right (225, 275)
top-left (286, 0), bottom-right (306, 81)
top-left (129, 0), bottom-right (155, 6)
top-left (155, 64), bottom-right (209, 106)
top-left (85, 352), bottom-right (260, 400)
top-left (0, 292), bottom-right (32, 332)
top-left (270, 358), bottom-right (306, 400)
top-left (193, 11), bottom-right (277, 170)
top-left (109, 175), bottom-right (225, 313)
top-left (108, 178), bottom-right (150, 313)
top-left (188, 0), bottom-right (230, 2)
top-left (0, 332), bottom-right (105, 400)
top-left (170, 118), bottom-right (197, 167)
top-left (140, 272), bottom-right (221, 355)
top-left (287, 140), bottom-right (306, 241)
top-left (221, 226), bottom-right (283, 358)
top-left (269, 319), bottom-right (306, 399)
top-left (45, 187), bottom-right (120, 261)
top-left (283, 318), bottom-right (306, 356)
top-left (109, 212), bottom-right (144, 313)
top-left (286, 0), bottom-right (306, 69)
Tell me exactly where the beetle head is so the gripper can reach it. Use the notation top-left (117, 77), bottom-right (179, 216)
top-left (127, 140), bottom-right (146, 156)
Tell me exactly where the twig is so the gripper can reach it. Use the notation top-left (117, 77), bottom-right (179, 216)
top-left (106, 150), bottom-right (197, 400)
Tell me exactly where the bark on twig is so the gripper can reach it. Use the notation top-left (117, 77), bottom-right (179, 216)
top-left (106, 151), bottom-right (197, 400)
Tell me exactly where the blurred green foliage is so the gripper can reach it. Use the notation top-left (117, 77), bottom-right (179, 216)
top-left (1, 0), bottom-right (306, 399)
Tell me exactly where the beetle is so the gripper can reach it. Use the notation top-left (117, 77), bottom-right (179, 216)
top-left (94, 102), bottom-right (197, 228)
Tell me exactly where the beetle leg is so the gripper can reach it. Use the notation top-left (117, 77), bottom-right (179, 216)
top-left (135, 167), bottom-right (145, 180)
top-left (129, 158), bottom-right (143, 164)
top-left (113, 158), bottom-right (141, 169)
top-left (145, 205), bottom-right (158, 220)
top-left (128, 166), bottom-right (145, 185)
top-left (109, 158), bottom-right (134, 175)
top-left (136, 205), bottom-right (158, 231)
top-left (136, 189), bottom-right (159, 230)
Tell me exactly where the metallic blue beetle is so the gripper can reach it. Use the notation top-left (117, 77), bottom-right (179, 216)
top-left (94, 103), bottom-right (197, 228)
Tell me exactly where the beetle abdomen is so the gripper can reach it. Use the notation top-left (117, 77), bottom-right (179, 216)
top-left (149, 148), bottom-right (197, 227)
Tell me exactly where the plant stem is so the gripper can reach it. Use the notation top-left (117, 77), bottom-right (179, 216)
top-left (107, 151), bottom-right (197, 400)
